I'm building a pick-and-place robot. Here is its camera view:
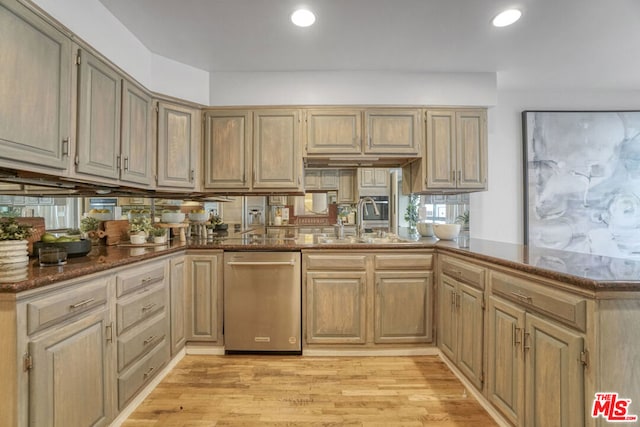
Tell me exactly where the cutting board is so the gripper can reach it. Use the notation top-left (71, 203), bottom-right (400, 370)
top-left (101, 220), bottom-right (130, 246)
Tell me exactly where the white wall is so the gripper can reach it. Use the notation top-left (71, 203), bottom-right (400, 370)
top-left (471, 89), bottom-right (640, 244)
top-left (32, 0), bottom-right (209, 104)
top-left (209, 71), bottom-right (496, 107)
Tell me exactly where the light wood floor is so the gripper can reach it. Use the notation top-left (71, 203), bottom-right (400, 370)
top-left (122, 355), bottom-right (498, 426)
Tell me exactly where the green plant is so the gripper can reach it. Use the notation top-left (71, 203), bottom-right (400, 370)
top-left (456, 211), bottom-right (470, 228)
top-left (404, 194), bottom-right (419, 228)
top-left (130, 216), bottom-right (153, 234)
top-left (0, 218), bottom-right (33, 241)
top-left (80, 216), bottom-right (101, 233)
top-left (148, 227), bottom-right (167, 237)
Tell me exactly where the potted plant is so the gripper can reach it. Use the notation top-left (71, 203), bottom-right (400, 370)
top-left (149, 227), bottom-right (167, 244)
top-left (80, 216), bottom-right (101, 245)
top-left (404, 194), bottom-right (419, 235)
top-left (129, 216), bottom-right (152, 244)
top-left (0, 218), bottom-right (33, 268)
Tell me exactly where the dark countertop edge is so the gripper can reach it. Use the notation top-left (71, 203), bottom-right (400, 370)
top-left (3, 238), bottom-right (640, 293)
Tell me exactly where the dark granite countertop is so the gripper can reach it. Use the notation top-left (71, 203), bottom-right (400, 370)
top-left (2, 235), bottom-right (639, 294)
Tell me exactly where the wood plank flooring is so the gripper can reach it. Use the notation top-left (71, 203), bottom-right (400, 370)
top-left (122, 355), bottom-right (498, 426)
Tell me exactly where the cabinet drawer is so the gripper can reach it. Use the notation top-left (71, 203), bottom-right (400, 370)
top-left (118, 339), bottom-right (169, 409)
top-left (116, 262), bottom-right (165, 297)
top-left (117, 313), bottom-right (167, 372)
top-left (27, 279), bottom-right (108, 335)
top-left (374, 253), bottom-right (433, 270)
top-left (305, 254), bottom-right (367, 270)
top-left (116, 284), bottom-right (165, 334)
top-left (440, 255), bottom-right (485, 290)
top-left (490, 271), bottom-right (587, 332)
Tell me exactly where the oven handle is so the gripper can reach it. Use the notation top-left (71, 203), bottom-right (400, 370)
top-left (227, 261), bottom-right (296, 266)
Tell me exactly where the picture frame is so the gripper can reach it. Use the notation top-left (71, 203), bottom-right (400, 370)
top-left (522, 110), bottom-right (640, 259)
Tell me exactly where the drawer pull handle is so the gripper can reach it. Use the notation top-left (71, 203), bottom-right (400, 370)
top-left (511, 292), bottom-right (533, 304)
top-left (143, 366), bottom-right (155, 379)
top-left (141, 303), bottom-right (156, 312)
top-left (143, 335), bottom-right (157, 346)
top-left (141, 276), bottom-right (152, 283)
top-left (69, 298), bottom-right (95, 310)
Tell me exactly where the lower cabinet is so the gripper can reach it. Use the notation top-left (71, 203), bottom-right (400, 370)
top-left (170, 256), bottom-right (186, 355)
top-left (29, 305), bottom-right (113, 427)
top-left (185, 251), bottom-right (223, 343)
top-left (487, 294), bottom-right (585, 427)
top-left (437, 255), bottom-right (485, 390)
top-left (487, 268), bottom-right (589, 427)
top-left (303, 250), bottom-right (434, 348)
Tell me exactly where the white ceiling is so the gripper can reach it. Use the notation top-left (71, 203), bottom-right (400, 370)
top-left (98, 0), bottom-right (640, 89)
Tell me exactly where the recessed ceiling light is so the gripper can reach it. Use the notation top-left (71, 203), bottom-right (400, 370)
top-left (291, 9), bottom-right (315, 27)
top-left (492, 9), bottom-right (522, 27)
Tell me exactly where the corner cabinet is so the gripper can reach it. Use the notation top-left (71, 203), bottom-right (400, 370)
top-left (157, 102), bottom-right (199, 190)
top-left (203, 109), bottom-right (303, 192)
top-left (0, 0), bottom-right (72, 172)
top-left (403, 108), bottom-right (487, 194)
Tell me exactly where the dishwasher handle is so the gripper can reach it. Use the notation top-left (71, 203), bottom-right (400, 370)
top-left (227, 260), bottom-right (296, 266)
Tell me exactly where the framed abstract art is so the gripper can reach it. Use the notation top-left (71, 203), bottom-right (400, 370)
top-left (523, 110), bottom-right (640, 259)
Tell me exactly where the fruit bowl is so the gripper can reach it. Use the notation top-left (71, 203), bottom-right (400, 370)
top-left (433, 223), bottom-right (461, 240)
top-left (33, 239), bottom-right (92, 258)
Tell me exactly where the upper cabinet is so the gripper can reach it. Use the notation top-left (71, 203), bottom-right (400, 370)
top-left (305, 109), bottom-right (362, 155)
top-left (403, 108), bottom-right (487, 194)
top-left (76, 49), bottom-right (154, 187)
top-left (364, 109), bottom-right (421, 155)
top-left (0, 0), bottom-right (72, 172)
top-left (304, 108), bottom-right (421, 161)
top-left (157, 102), bottom-right (199, 190)
top-left (203, 108), bottom-right (303, 193)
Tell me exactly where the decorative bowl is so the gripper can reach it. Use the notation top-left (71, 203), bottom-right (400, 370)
top-left (433, 223), bottom-right (461, 240)
top-left (189, 212), bottom-right (209, 222)
top-left (161, 212), bottom-right (185, 223)
top-left (417, 222), bottom-right (434, 237)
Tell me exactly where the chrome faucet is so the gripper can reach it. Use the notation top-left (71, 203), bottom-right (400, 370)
top-left (357, 196), bottom-right (380, 238)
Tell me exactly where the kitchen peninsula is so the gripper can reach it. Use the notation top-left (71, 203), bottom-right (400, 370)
top-left (0, 235), bottom-right (638, 427)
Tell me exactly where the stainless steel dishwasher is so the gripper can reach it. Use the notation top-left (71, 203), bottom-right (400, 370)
top-left (223, 251), bottom-right (301, 353)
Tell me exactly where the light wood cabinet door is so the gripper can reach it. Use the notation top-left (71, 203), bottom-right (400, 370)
top-left (29, 308), bottom-right (113, 427)
top-left (203, 110), bottom-right (251, 190)
top-left (157, 102), bottom-right (197, 189)
top-left (525, 313), bottom-right (584, 427)
top-left (185, 253), bottom-right (223, 342)
top-left (120, 80), bottom-right (154, 186)
top-left (438, 275), bottom-right (458, 360)
top-left (364, 109), bottom-right (420, 155)
top-left (487, 296), bottom-right (525, 427)
top-left (76, 49), bottom-right (122, 181)
top-left (456, 110), bottom-right (487, 190)
top-left (456, 282), bottom-right (484, 390)
top-left (306, 271), bottom-right (367, 344)
top-left (0, 1), bottom-right (72, 171)
top-left (305, 169), bottom-right (338, 190)
top-left (425, 110), bottom-right (456, 189)
top-left (374, 271), bottom-right (433, 343)
top-left (338, 169), bottom-right (357, 203)
top-left (170, 256), bottom-right (186, 355)
top-left (305, 109), bottom-right (362, 155)
top-left (359, 168), bottom-right (389, 188)
top-left (253, 109), bottom-right (302, 191)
